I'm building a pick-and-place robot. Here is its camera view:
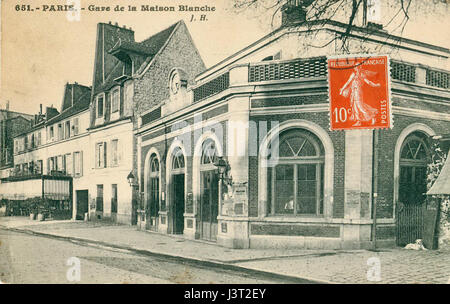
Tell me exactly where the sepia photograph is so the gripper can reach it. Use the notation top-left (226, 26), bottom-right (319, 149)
top-left (0, 0), bottom-right (449, 290)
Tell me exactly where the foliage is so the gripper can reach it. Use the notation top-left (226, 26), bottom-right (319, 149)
top-left (231, 0), bottom-right (448, 53)
top-left (426, 139), bottom-right (450, 248)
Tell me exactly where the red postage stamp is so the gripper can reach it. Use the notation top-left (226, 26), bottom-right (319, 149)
top-left (328, 55), bottom-right (391, 131)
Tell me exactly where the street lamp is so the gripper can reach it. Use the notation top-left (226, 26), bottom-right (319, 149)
top-left (127, 171), bottom-right (137, 187)
top-left (213, 156), bottom-right (228, 179)
top-left (127, 171), bottom-right (140, 226)
top-left (213, 156), bottom-right (230, 216)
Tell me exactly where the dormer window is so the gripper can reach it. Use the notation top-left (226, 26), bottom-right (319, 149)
top-left (111, 88), bottom-right (120, 113)
top-left (97, 94), bottom-right (105, 118)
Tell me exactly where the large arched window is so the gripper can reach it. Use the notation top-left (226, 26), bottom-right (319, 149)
top-left (399, 133), bottom-right (430, 205)
top-left (267, 129), bottom-right (325, 216)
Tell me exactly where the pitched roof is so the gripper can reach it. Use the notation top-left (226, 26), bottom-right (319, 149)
top-left (46, 85), bottom-right (91, 125)
top-left (139, 21), bottom-right (179, 55)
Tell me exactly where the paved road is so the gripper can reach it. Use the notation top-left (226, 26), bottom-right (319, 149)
top-left (0, 228), bottom-right (306, 284)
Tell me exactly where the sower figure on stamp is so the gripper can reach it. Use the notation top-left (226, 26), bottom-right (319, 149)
top-left (339, 64), bottom-right (380, 126)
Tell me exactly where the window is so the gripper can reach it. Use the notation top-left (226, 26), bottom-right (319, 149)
top-left (172, 147), bottom-right (185, 170)
top-left (57, 155), bottom-right (63, 172)
top-left (73, 118), bottom-right (79, 135)
top-left (65, 153), bottom-right (72, 176)
top-left (37, 132), bottom-right (41, 146)
top-left (95, 142), bottom-right (107, 168)
top-left (111, 89), bottom-right (120, 113)
top-left (97, 95), bottom-right (104, 118)
top-left (36, 160), bottom-right (43, 174)
top-left (267, 129), bottom-right (324, 216)
top-left (49, 126), bottom-right (54, 140)
top-left (14, 140), bottom-right (18, 154)
top-left (111, 184), bottom-right (118, 214)
top-left (65, 121), bottom-right (71, 139)
top-left (399, 133), bottom-right (430, 205)
top-left (74, 151), bottom-right (83, 176)
top-left (96, 185), bottom-right (104, 212)
top-left (58, 123), bottom-right (63, 140)
top-left (111, 139), bottom-right (119, 166)
top-left (201, 139), bottom-right (218, 165)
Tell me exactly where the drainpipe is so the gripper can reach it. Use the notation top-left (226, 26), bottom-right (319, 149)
top-left (372, 129), bottom-right (379, 249)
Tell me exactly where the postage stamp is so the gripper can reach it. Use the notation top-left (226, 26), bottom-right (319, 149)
top-left (327, 55), bottom-right (392, 131)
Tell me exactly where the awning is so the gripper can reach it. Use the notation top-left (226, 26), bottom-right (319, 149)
top-left (427, 152), bottom-right (450, 195)
top-left (0, 175), bottom-right (71, 200)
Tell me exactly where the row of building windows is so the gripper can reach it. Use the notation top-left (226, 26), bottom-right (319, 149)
top-left (47, 151), bottom-right (83, 177)
top-left (143, 128), bottom-right (431, 219)
top-left (48, 117), bottom-right (80, 142)
top-left (14, 160), bottom-right (43, 176)
top-left (14, 117), bottom-right (81, 155)
top-left (14, 131), bottom-right (42, 154)
top-left (96, 87), bottom-right (121, 119)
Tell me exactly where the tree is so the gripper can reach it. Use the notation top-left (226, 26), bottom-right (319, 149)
top-left (231, 0), bottom-right (448, 53)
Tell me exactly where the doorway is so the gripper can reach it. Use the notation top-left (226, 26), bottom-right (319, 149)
top-left (200, 170), bottom-right (219, 241)
top-left (172, 173), bottom-right (185, 234)
top-left (76, 190), bottom-right (88, 220)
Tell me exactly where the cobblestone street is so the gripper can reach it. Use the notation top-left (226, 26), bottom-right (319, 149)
top-left (1, 218), bottom-right (449, 284)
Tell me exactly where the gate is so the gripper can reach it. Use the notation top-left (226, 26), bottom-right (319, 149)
top-left (396, 202), bottom-right (424, 246)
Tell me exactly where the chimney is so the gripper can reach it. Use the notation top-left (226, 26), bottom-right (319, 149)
top-left (6, 100), bottom-right (9, 111)
top-left (40, 104), bottom-right (43, 115)
top-left (281, 0), bottom-right (312, 27)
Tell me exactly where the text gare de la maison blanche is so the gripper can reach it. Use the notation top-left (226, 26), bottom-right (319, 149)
top-left (86, 4), bottom-right (216, 12)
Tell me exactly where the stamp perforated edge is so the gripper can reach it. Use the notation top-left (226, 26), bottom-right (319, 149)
top-left (326, 53), bottom-right (394, 132)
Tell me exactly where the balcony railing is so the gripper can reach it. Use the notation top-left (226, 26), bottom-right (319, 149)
top-left (249, 57), bottom-right (328, 82)
top-left (193, 57), bottom-right (448, 97)
top-left (193, 72), bottom-right (230, 103)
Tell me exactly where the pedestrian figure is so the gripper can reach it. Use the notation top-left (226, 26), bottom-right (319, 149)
top-left (339, 64), bottom-right (380, 126)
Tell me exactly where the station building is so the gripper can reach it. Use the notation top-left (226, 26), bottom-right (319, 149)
top-left (136, 7), bottom-right (450, 249)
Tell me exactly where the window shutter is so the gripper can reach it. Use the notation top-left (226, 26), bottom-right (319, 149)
top-left (47, 158), bottom-right (50, 174)
top-left (74, 118), bottom-right (79, 135)
top-left (95, 144), bottom-right (99, 168)
top-left (80, 151), bottom-right (83, 176)
top-left (103, 142), bottom-right (107, 168)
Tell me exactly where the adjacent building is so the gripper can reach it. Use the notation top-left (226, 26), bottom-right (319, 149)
top-left (0, 103), bottom-right (33, 176)
top-left (0, 20), bottom-right (205, 224)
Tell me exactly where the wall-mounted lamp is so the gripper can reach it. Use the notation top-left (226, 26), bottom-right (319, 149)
top-left (127, 171), bottom-right (137, 187)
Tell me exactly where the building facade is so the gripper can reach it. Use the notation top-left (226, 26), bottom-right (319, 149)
top-left (0, 20), bottom-right (205, 225)
top-left (0, 103), bottom-right (33, 176)
top-left (136, 9), bottom-right (450, 249)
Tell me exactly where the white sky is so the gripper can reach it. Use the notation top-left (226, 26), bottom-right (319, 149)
top-left (1, 0), bottom-right (449, 114)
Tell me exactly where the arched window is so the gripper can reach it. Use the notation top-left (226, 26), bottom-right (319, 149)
top-left (399, 133), bottom-right (430, 205)
top-left (201, 139), bottom-right (218, 166)
top-left (147, 153), bottom-right (160, 221)
top-left (267, 129), bottom-right (325, 216)
top-left (172, 147), bottom-right (185, 171)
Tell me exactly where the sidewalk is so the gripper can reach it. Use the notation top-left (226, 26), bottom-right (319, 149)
top-left (1, 217), bottom-right (450, 284)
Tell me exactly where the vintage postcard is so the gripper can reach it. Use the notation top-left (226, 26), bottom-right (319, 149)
top-left (0, 0), bottom-right (449, 288)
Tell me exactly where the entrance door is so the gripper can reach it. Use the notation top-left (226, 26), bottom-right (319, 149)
top-left (200, 170), bottom-right (219, 241)
top-left (173, 174), bottom-right (185, 234)
top-left (148, 177), bottom-right (159, 231)
top-left (76, 190), bottom-right (88, 220)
